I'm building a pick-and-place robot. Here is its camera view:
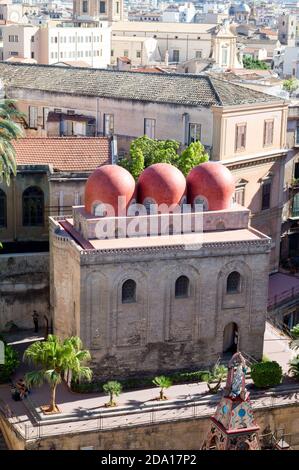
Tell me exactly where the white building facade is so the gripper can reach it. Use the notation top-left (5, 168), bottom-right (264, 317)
top-left (2, 21), bottom-right (111, 68)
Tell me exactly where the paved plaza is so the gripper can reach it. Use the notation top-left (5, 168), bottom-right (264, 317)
top-left (0, 322), bottom-right (298, 442)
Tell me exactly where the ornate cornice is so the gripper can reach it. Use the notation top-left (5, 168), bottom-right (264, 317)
top-left (79, 238), bottom-right (271, 264)
top-left (226, 153), bottom-right (286, 170)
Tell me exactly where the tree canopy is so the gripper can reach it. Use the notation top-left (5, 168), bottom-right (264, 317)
top-left (242, 56), bottom-right (269, 70)
top-left (0, 99), bottom-right (24, 185)
top-left (24, 335), bottom-right (92, 413)
top-left (118, 136), bottom-right (209, 179)
top-left (283, 78), bottom-right (299, 93)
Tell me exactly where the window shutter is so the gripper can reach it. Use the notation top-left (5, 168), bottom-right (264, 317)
top-left (29, 106), bottom-right (37, 128)
top-left (241, 125), bottom-right (246, 148)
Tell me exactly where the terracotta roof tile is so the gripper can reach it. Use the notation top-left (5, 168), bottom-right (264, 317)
top-left (13, 137), bottom-right (112, 172)
top-left (0, 62), bottom-right (282, 107)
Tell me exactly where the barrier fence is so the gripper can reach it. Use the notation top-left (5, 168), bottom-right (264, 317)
top-left (268, 285), bottom-right (299, 310)
top-left (1, 387), bottom-right (299, 442)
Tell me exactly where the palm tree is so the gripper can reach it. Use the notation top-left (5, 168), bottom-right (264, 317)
top-left (152, 375), bottom-right (172, 400)
top-left (0, 99), bottom-right (24, 185)
top-left (204, 364), bottom-right (227, 394)
top-left (103, 380), bottom-right (122, 407)
top-left (23, 335), bottom-right (92, 413)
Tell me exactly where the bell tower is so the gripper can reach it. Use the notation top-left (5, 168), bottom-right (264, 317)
top-left (73, 0), bottom-right (123, 23)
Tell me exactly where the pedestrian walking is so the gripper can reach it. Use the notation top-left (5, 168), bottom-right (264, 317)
top-left (32, 310), bottom-right (39, 333)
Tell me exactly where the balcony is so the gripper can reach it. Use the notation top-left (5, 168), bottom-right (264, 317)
top-left (292, 207), bottom-right (299, 218)
top-left (291, 190), bottom-right (299, 218)
top-left (288, 107), bottom-right (299, 118)
top-left (290, 179), bottom-right (299, 191)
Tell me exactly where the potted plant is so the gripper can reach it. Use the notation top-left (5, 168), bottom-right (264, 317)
top-left (204, 363), bottom-right (227, 394)
top-left (103, 380), bottom-right (122, 407)
top-left (152, 375), bottom-right (172, 400)
top-left (24, 335), bottom-right (92, 414)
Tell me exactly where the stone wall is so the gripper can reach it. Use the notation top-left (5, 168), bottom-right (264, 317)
top-left (0, 170), bottom-right (49, 243)
top-left (2, 403), bottom-right (298, 450)
top-left (85, 250), bottom-right (269, 379)
top-left (0, 253), bottom-right (50, 331)
top-left (50, 214), bottom-right (270, 379)
top-left (0, 417), bottom-right (25, 451)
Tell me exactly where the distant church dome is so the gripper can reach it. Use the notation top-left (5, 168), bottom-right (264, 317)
top-left (137, 163), bottom-right (186, 212)
top-left (238, 2), bottom-right (250, 13)
top-left (187, 162), bottom-right (235, 211)
top-left (229, 2), bottom-right (250, 15)
top-left (85, 165), bottom-right (136, 216)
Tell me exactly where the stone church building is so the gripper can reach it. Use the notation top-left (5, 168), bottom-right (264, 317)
top-left (50, 162), bottom-right (271, 378)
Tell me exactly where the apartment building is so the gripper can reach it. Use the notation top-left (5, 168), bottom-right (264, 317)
top-left (111, 21), bottom-right (217, 64)
top-left (111, 36), bottom-right (161, 66)
top-left (0, 62), bottom-right (289, 271)
top-left (2, 20), bottom-right (111, 68)
top-left (111, 22), bottom-right (242, 69)
top-left (0, 1), bottom-right (23, 23)
top-left (281, 100), bottom-right (299, 260)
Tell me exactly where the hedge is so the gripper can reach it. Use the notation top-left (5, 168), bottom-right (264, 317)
top-left (251, 361), bottom-right (282, 388)
top-left (72, 369), bottom-right (209, 394)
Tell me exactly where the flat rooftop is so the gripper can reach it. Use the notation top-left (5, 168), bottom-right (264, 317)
top-left (61, 218), bottom-right (270, 252)
top-left (112, 21), bottom-right (217, 34)
top-left (90, 228), bottom-right (266, 250)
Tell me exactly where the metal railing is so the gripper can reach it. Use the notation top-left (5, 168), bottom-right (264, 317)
top-left (267, 285), bottom-right (299, 310)
top-left (1, 383), bottom-right (299, 442)
top-left (260, 428), bottom-right (299, 449)
top-left (0, 399), bottom-right (27, 441)
top-left (242, 351), bottom-right (258, 366)
top-left (266, 316), bottom-right (293, 339)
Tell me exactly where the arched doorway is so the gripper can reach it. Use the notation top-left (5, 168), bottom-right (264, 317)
top-left (223, 322), bottom-right (238, 354)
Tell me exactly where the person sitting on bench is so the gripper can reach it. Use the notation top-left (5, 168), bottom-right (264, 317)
top-left (15, 379), bottom-right (29, 400)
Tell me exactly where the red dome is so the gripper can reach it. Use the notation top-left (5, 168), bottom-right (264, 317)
top-left (85, 165), bottom-right (136, 216)
top-left (137, 163), bottom-right (186, 211)
top-left (187, 162), bottom-right (235, 211)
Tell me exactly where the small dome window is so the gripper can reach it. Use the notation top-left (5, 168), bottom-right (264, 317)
top-left (94, 203), bottom-right (107, 217)
top-left (144, 197), bottom-right (157, 215)
top-left (194, 196), bottom-right (209, 211)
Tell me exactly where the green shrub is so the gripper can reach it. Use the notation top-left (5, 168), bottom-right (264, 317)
top-left (291, 324), bottom-right (299, 339)
top-left (251, 361), bottom-right (282, 388)
top-left (71, 369), bottom-right (208, 393)
top-left (0, 341), bottom-right (19, 384)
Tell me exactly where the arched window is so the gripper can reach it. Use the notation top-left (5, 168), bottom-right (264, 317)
top-left (226, 271), bottom-right (241, 294)
top-left (23, 186), bottom-right (44, 226)
top-left (122, 279), bottom-right (136, 303)
top-left (194, 195), bottom-right (208, 211)
top-left (175, 275), bottom-right (189, 298)
top-left (144, 197), bottom-right (157, 215)
top-left (0, 189), bottom-right (7, 228)
top-left (93, 203), bottom-right (107, 217)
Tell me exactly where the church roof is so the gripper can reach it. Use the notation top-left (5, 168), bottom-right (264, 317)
top-left (0, 63), bottom-right (282, 108)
